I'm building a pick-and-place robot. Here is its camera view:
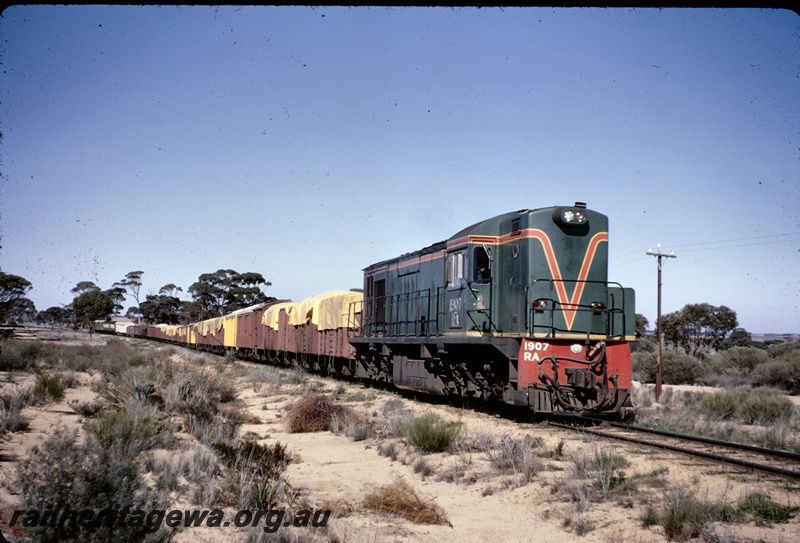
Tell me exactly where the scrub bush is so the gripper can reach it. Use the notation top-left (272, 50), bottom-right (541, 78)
top-left (656, 487), bottom-right (710, 541)
top-left (402, 412), bottom-right (462, 453)
top-left (737, 492), bottom-right (796, 524)
top-left (14, 427), bottom-right (166, 543)
top-left (632, 351), bottom-right (704, 385)
top-left (752, 358), bottom-right (800, 394)
top-left (700, 387), bottom-right (795, 424)
top-left (484, 435), bottom-right (542, 485)
top-left (88, 408), bottom-right (160, 457)
top-left (0, 390), bottom-right (31, 435)
top-left (213, 440), bottom-right (293, 510)
top-left (33, 373), bottom-right (65, 402)
top-left (284, 394), bottom-right (353, 433)
top-left (719, 346), bottom-right (770, 372)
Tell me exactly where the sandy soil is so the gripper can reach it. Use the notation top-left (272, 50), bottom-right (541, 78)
top-left (1, 330), bottom-right (799, 543)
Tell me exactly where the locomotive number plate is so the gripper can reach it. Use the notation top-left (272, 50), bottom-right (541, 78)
top-left (521, 339), bottom-right (550, 362)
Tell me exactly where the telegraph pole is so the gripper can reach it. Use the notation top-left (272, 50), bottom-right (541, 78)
top-left (646, 243), bottom-right (676, 402)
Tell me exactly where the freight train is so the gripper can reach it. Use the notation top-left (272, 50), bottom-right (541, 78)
top-left (100, 203), bottom-right (635, 414)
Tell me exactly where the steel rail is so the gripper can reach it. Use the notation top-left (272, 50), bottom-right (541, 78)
top-left (549, 421), bottom-right (800, 480)
top-left (577, 416), bottom-right (800, 461)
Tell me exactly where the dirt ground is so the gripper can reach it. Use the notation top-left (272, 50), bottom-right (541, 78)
top-left (1, 330), bottom-right (798, 543)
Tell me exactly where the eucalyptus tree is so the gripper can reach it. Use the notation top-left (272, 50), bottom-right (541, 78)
top-left (113, 271), bottom-right (144, 309)
top-left (0, 272), bottom-right (32, 323)
top-left (660, 303), bottom-right (738, 357)
top-left (187, 269), bottom-right (274, 320)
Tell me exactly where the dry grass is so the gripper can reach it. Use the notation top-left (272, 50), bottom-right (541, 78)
top-left (284, 394), bottom-right (354, 433)
top-left (363, 477), bottom-right (451, 526)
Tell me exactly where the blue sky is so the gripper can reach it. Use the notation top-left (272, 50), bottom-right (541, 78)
top-left (1, 6), bottom-right (798, 333)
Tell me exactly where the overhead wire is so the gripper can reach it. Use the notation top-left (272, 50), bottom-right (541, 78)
top-left (609, 232), bottom-right (799, 266)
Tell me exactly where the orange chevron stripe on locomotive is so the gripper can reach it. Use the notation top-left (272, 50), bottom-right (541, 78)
top-left (468, 229), bottom-right (608, 331)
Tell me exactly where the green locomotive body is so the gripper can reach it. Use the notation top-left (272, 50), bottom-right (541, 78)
top-left (350, 203), bottom-right (635, 413)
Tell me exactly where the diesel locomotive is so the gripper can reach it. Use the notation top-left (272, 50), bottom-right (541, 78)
top-left (107, 202), bottom-right (635, 415)
top-left (351, 202), bottom-right (634, 413)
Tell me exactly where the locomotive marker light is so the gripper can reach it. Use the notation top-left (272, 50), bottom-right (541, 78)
top-left (646, 243), bottom-right (677, 402)
top-left (532, 299), bottom-right (547, 308)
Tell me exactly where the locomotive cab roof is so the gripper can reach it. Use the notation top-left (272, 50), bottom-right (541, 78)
top-left (363, 203), bottom-right (599, 271)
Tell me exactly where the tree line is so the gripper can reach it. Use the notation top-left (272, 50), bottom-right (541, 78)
top-left (0, 269), bottom-right (791, 356)
top-left (0, 269), bottom-right (275, 328)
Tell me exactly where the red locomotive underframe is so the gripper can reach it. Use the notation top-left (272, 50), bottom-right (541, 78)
top-left (518, 338), bottom-right (633, 392)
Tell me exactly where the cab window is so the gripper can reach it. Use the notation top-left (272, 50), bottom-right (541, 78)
top-left (473, 246), bottom-right (492, 283)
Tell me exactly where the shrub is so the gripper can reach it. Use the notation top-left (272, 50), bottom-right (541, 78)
top-left (768, 341), bottom-right (800, 359)
top-left (591, 448), bottom-right (629, 472)
top-left (662, 352), bottom-right (705, 385)
top-left (485, 435), bottom-right (541, 485)
top-left (180, 396), bottom-right (219, 431)
top-left (363, 477), bottom-right (450, 525)
top-left (658, 487), bottom-right (710, 541)
top-left (59, 339), bottom-right (138, 375)
top-left (700, 387), bottom-right (795, 424)
top-left (331, 412), bottom-right (374, 442)
top-left (88, 408), bottom-right (160, 456)
top-left (284, 394), bottom-right (353, 433)
top-left (633, 351), bottom-right (704, 385)
top-left (632, 351), bottom-right (656, 382)
top-left (377, 442), bottom-right (398, 461)
top-left (33, 373), bottom-right (65, 402)
top-left (127, 353), bottom-right (149, 367)
top-left (737, 492), bottom-right (796, 523)
top-left (563, 511), bottom-right (593, 536)
top-left (212, 440), bottom-right (292, 482)
top-left (720, 346), bottom-right (770, 372)
top-left (751, 360), bottom-right (793, 390)
top-left (213, 440), bottom-right (292, 510)
top-left (176, 368), bottom-right (239, 405)
top-left (71, 398), bottom-right (106, 418)
top-left (413, 457), bottom-right (434, 478)
top-left (0, 340), bottom-right (42, 371)
top-left (0, 390), bottom-right (31, 435)
top-left (19, 342), bottom-right (42, 360)
top-left (15, 427), bottom-right (163, 543)
top-left (376, 400), bottom-right (414, 439)
top-left (752, 355), bottom-right (800, 394)
top-left (737, 388), bottom-right (795, 424)
top-left (403, 412), bottom-right (462, 453)
top-left (700, 389), bottom-right (741, 419)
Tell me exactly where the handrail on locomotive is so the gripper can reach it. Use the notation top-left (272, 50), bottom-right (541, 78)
top-left (528, 278), bottom-right (630, 340)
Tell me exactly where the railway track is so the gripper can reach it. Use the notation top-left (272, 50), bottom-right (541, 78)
top-left (549, 417), bottom-right (800, 480)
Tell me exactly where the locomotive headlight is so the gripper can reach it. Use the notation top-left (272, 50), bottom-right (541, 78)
top-left (554, 206), bottom-right (589, 227)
